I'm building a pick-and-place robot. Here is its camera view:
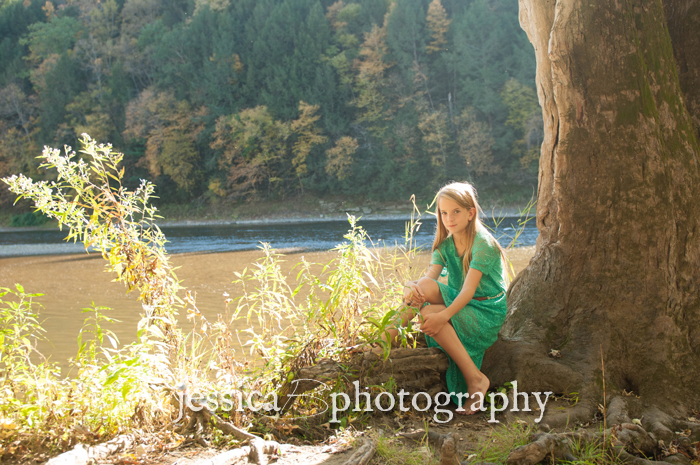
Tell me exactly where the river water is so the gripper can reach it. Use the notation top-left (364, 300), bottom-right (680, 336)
top-left (0, 217), bottom-right (538, 373)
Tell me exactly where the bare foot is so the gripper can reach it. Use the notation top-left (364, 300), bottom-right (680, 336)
top-left (455, 373), bottom-right (490, 415)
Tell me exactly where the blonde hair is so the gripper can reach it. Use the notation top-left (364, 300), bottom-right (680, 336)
top-left (432, 182), bottom-right (508, 279)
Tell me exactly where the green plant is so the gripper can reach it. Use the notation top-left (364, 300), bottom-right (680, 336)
top-left (229, 213), bottom-right (422, 408)
top-left (561, 428), bottom-right (624, 465)
top-left (76, 304), bottom-right (119, 366)
top-left (470, 422), bottom-right (535, 463)
top-left (373, 431), bottom-right (439, 465)
top-left (1, 136), bottom-right (201, 454)
top-left (0, 284), bottom-right (46, 384)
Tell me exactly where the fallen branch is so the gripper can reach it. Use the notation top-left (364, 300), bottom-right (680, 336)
top-left (200, 408), bottom-right (257, 441)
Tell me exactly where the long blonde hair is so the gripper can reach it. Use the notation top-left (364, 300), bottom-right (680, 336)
top-left (432, 182), bottom-right (508, 279)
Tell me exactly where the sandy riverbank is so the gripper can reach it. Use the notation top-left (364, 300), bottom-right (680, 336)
top-left (0, 246), bottom-right (535, 373)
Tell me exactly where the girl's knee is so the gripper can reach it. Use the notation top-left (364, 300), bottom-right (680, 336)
top-left (416, 277), bottom-right (442, 303)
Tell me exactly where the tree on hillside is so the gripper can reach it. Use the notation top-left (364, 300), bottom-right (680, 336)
top-left (480, 0), bottom-right (700, 453)
top-left (210, 105), bottom-right (291, 198)
top-left (425, 0), bottom-right (449, 54)
top-left (124, 89), bottom-right (206, 194)
top-left (290, 101), bottom-right (327, 179)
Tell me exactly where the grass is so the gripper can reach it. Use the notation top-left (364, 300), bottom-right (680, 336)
top-left (564, 431), bottom-right (615, 465)
top-left (468, 422), bottom-right (535, 463)
top-left (371, 432), bottom-right (439, 465)
top-left (464, 421), bottom-right (626, 465)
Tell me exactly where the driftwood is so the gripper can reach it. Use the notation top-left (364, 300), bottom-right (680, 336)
top-left (276, 346), bottom-right (449, 415)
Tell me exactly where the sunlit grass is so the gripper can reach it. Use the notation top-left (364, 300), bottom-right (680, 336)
top-left (372, 432), bottom-right (439, 465)
top-left (469, 422), bottom-right (535, 464)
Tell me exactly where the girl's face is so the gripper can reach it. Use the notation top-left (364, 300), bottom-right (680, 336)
top-left (439, 196), bottom-right (475, 235)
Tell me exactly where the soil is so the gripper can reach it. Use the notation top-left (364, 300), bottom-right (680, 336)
top-left (106, 409), bottom-right (504, 465)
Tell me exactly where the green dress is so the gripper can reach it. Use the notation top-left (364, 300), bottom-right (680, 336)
top-left (426, 225), bottom-right (508, 405)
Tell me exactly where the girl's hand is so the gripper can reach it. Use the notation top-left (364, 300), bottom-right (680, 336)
top-left (420, 311), bottom-right (449, 337)
top-left (404, 282), bottom-right (425, 308)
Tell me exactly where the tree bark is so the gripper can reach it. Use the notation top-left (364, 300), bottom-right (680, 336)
top-left (482, 0), bottom-right (700, 419)
top-left (664, 0), bottom-right (700, 139)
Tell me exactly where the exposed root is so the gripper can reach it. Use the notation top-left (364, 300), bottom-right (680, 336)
top-left (507, 406), bottom-right (700, 465)
top-left (276, 359), bottom-right (342, 415)
top-left (399, 429), bottom-right (461, 465)
top-left (200, 408), bottom-right (257, 441)
top-left (171, 398), bottom-right (280, 465)
top-left (481, 338), bottom-right (584, 394)
top-left (538, 400), bottom-right (597, 429)
top-left (189, 441), bottom-right (287, 465)
top-left (437, 434), bottom-right (461, 465)
top-left (506, 431), bottom-right (590, 465)
top-left (342, 438), bottom-right (377, 465)
top-left (606, 396), bottom-right (633, 425)
top-left (276, 347), bottom-right (449, 414)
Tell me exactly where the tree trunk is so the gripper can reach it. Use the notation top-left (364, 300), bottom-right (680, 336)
top-left (482, 0), bottom-right (700, 422)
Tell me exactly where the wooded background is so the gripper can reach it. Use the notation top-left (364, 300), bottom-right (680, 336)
top-left (0, 0), bottom-right (539, 209)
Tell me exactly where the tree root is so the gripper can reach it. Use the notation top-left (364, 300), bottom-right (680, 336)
top-left (173, 399), bottom-right (280, 465)
top-left (342, 438), bottom-right (377, 465)
top-left (189, 440), bottom-right (287, 465)
top-left (400, 429), bottom-right (462, 465)
top-left (506, 431), bottom-right (586, 465)
top-left (507, 399), bottom-right (699, 465)
top-left (190, 448), bottom-right (250, 465)
top-left (200, 408), bottom-right (257, 441)
top-left (276, 347), bottom-right (449, 415)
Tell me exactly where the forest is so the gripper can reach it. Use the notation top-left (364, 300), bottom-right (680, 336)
top-left (0, 0), bottom-right (540, 212)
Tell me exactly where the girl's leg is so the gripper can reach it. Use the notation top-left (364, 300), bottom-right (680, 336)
top-left (420, 305), bottom-right (490, 414)
top-left (382, 278), bottom-right (445, 345)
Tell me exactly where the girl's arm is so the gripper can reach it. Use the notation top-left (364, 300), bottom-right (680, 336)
top-left (425, 264), bottom-right (442, 280)
top-left (443, 268), bottom-right (482, 319)
top-left (420, 268), bottom-right (483, 337)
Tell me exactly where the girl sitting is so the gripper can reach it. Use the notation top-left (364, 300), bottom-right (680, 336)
top-left (383, 182), bottom-right (509, 415)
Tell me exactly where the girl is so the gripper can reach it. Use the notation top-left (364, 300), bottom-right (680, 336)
top-left (384, 182), bottom-right (509, 415)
